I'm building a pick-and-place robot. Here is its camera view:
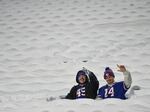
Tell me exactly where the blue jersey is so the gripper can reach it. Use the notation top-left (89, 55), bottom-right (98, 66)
top-left (98, 81), bottom-right (129, 99)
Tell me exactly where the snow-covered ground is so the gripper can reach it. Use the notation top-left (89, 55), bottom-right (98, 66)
top-left (0, 0), bottom-right (150, 112)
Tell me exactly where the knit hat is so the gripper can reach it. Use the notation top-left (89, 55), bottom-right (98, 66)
top-left (104, 67), bottom-right (115, 79)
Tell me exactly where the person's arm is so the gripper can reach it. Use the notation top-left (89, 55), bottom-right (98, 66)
top-left (46, 86), bottom-right (77, 101)
top-left (97, 87), bottom-right (104, 99)
top-left (117, 64), bottom-right (132, 88)
top-left (65, 86), bottom-right (76, 99)
top-left (123, 70), bottom-right (132, 88)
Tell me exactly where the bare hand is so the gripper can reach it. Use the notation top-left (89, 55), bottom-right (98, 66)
top-left (117, 64), bottom-right (126, 72)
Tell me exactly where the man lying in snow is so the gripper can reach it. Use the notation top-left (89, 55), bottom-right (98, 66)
top-left (65, 67), bottom-right (99, 99)
top-left (47, 67), bottom-right (99, 101)
top-left (98, 65), bottom-right (132, 100)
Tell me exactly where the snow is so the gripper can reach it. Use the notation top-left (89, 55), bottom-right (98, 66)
top-left (0, 0), bottom-right (150, 112)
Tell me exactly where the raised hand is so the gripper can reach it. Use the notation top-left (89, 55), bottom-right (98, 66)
top-left (117, 64), bottom-right (126, 72)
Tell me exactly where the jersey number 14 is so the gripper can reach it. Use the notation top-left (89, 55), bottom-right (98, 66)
top-left (105, 87), bottom-right (114, 97)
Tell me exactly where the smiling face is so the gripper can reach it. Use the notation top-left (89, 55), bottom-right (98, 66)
top-left (105, 75), bottom-right (115, 85)
top-left (78, 74), bottom-right (87, 84)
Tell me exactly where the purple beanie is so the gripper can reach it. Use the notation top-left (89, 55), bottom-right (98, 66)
top-left (104, 67), bottom-right (115, 79)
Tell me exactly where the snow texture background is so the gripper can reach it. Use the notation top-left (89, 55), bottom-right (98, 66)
top-left (0, 0), bottom-right (150, 112)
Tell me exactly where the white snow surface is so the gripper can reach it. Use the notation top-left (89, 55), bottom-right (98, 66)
top-left (0, 0), bottom-right (150, 112)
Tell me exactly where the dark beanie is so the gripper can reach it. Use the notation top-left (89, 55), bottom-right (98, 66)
top-left (104, 67), bottom-right (115, 79)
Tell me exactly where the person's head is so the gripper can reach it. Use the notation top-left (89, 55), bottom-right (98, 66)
top-left (104, 67), bottom-right (115, 84)
top-left (76, 71), bottom-right (88, 85)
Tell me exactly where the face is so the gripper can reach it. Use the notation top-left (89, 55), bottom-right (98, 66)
top-left (105, 76), bottom-right (115, 85)
top-left (78, 74), bottom-right (86, 84)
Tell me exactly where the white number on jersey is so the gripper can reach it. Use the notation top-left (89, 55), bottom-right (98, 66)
top-left (105, 87), bottom-right (114, 97)
top-left (76, 87), bottom-right (86, 97)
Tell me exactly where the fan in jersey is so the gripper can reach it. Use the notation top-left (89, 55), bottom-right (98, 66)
top-left (98, 64), bottom-right (132, 100)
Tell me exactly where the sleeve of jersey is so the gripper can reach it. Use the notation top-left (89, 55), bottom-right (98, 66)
top-left (65, 86), bottom-right (76, 99)
top-left (97, 87), bottom-right (103, 99)
top-left (123, 70), bottom-right (132, 89)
